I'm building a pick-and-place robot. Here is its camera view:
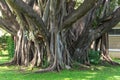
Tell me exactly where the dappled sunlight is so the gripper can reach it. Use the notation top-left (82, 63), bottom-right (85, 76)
top-left (94, 66), bottom-right (106, 70)
top-left (64, 78), bottom-right (72, 80)
top-left (0, 55), bottom-right (120, 80)
top-left (0, 56), bottom-right (9, 63)
top-left (86, 75), bottom-right (95, 79)
top-left (0, 50), bottom-right (8, 55)
top-left (106, 76), bottom-right (120, 80)
top-left (0, 65), bottom-right (19, 71)
top-left (113, 76), bottom-right (120, 79)
top-left (81, 79), bottom-right (87, 80)
top-left (0, 66), bottom-right (9, 70)
top-left (0, 65), bottom-right (120, 80)
top-left (0, 56), bottom-right (8, 59)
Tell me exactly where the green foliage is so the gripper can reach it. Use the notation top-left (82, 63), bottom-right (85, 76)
top-left (110, 0), bottom-right (118, 12)
top-left (1, 61), bottom-right (120, 80)
top-left (75, 0), bottom-right (84, 9)
top-left (0, 56), bottom-right (120, 80)
top-left (0, 34), bottom-right (7, 51)
top-left (0, 34), bottom-right (8, 56)
top-left (92, 0), bottom-right (119, 28)
top-left (118, 0), bottom-right (120, 5)
top-left (88, 49), bottom-right (100, 64)
top-left (6, 36), bottom-right (14, 59)
top-left (92, 20), bottom-right (98, 28)
top-left (0, 34), bottom-right (14, 58)
top-left (42, 52), bottom-right (49, 68)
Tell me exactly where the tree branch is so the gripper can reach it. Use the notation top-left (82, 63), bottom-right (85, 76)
top-left (0, 18), bottom-right (17, 35)
top-left (0, 0), bottom-right (19, 35)
top-left (62, 0), bottom-right (97, 29)
top-left (5, 0), bottom-right (48, 40)
top-left (42, 0), bottom-right (50, 24)
top-left (95, 7), bottom-right (120, 39)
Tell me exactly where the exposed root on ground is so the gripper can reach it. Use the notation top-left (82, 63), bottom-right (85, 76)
top-left (101, 54), bottom-right (120, 65)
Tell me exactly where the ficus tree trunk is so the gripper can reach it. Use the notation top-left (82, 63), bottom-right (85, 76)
top-left (0, 0), bottom-right (120, 72)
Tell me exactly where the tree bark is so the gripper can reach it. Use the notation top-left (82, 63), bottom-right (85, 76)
top-left (0, 0), bottom-right (120, 72)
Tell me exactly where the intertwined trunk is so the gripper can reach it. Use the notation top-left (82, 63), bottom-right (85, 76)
top-left (0, 0), bottom-right (120, 72)
top-left (4, 0), bottom-right (73, 72)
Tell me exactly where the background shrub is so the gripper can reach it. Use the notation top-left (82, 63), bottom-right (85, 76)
top-left (0, 34), bottom-right (14, 58)
top-left (6, 35), bottom-right (14, 59)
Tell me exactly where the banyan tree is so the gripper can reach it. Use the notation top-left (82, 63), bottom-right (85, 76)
top-left (0, 0), bottom-right (120, 72)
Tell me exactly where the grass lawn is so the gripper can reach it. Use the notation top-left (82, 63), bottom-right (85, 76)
top-left (0, 56), bottom-right (120, 80)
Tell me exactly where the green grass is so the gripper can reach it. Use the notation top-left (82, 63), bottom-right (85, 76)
top-left (0, 50), bottom-right (8, 56)
top-left (0, 56), bottom-right (9, 64)
top-left (1, 65), bottom-right (120, 80)
top-left (0, 57), bottom-right (120, 80)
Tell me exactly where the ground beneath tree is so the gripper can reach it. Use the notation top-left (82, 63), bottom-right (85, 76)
top-left (0, 55), bottom-right (120, 80)
top-left (0, 62), bottom-right (120, 80)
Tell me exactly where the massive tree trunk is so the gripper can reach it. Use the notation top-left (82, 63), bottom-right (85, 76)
top-left (0, 0), bottom-right (120, 72)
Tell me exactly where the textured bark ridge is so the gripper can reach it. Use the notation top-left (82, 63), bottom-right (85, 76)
top-left (0, 0), bottom-right (120, 72)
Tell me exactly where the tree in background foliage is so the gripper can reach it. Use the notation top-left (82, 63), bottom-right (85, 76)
top-left (0, 30), bottom-right (14, 58)
top-left (6, 35), bottom-right (14, 59)
top-left (0, 0), bottom-right (120, 72)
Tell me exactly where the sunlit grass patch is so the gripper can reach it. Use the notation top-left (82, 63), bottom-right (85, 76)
top-left (0, 55), bottom-right (9, 63)
top-left (0, 50), bottom-right (8, 55)
top-left (0, 56), bottom-right (120, 80)
top-left (0, 65), bottom-right (120, 80)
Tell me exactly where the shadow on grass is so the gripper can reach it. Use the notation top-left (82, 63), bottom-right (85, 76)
top-left (0, 65), bottom-right (120, 80)
top-left (0, 57), bottom-right (120, 80)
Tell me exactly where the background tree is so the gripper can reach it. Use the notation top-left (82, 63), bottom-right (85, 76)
top-left (0, 0), bottom-right (120, 72)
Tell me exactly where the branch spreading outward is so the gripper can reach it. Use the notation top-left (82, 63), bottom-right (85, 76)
top-left (5, 0), bottom-right (48, 41)
top-left (94, 7), bottom-right (120, 39)
top-left (62, 0), bottom-right (97, 29)
top-left (0, 17), bottom-right (17, 35)
top-left (0, 0), bottom-right (19, 35)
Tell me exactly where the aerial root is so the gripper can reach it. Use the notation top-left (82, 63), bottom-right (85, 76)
top-left (101, 54), bottom-right (120, 65)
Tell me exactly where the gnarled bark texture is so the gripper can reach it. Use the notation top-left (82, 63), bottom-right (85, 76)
top-left (0, 0), bottom-right (120, 72)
